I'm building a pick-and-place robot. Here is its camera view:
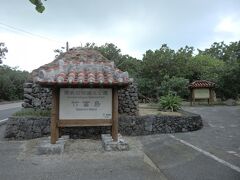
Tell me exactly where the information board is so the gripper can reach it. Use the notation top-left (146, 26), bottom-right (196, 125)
top-left (59, 88), bottom-right (112, 120)
top-left (194, 88), bottom-right (210, 99)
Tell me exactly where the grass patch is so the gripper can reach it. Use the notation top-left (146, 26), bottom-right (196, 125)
top-left (139, 103), bottom-right (182, 116)
top-left (157, 111), bottom-right (182, 116)
top-left (139, 107), bottom-right (182, 116)
top-left (13, 108), bottom-right (51, 117)
top-left (139, 103), bottom-right (158, 109)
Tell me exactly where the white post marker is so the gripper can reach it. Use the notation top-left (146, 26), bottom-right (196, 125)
top-left (0, 118), bottom-right (8, 124)
top-left (169, 134), bottom-right (240, 173)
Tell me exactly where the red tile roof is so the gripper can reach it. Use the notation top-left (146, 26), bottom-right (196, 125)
top-left (189, 80), bottom-right (215, 89)
top-left (33, 48), bottom-right (131, 87)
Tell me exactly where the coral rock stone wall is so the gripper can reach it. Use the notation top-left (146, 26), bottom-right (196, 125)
top-left (22, 82), bottom-right (139, 116)
top-left (4, 111), bottom-right (202, 140)
top-left (22, 83), bottom-right (52, 110)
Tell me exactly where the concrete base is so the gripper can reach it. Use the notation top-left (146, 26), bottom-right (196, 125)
top-left (101, 134), bottom-right (129, 151)
top-left (37, 136), bottom-right (69, 155)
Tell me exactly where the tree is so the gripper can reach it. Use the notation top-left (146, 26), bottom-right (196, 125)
top-left (223, 41), bottom-right (240, 63)
top-left (55, 41), bottom-right (240, 100)
top-left (115, 54), bottom-right (142, 79)
top-left (186, 54), bottom-right (225, 83)
top-left (198, 42), bottom-right (227, 60)
top-left (0, 65), bottom-right (29, 100)
top-left (139, 44), bottom-right (176, 98)
top-left (0, 43), bottom-right (8, 64)
top-left (198, 41), bottom-right (240, 99)
top-left (157, 75), bottom-right (189, 98)
top-left (218, 62), bottom-right (240, 99)
top-left (174, 46), bottom-right (194, 77)
top-left (141, 45), bottom-right (174, 79)
top-left (217, 41), bottom-right (240, 99)
top-left (29, 0), bottom-right (46, 13)
top-left (94, 43), bottom-right (123, 67)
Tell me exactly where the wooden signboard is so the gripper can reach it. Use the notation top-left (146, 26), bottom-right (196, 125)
top-left (59, 88), bottom-right (112, 120)
top-left (193, 88), bottom-right (210, 99)
top-left (51, 87), bottom-right (118, 144)
top-left (191, 88), bottom-right (214, 106)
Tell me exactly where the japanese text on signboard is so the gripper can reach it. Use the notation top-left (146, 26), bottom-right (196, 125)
top-left (59, 88), bottom-right (112, 120)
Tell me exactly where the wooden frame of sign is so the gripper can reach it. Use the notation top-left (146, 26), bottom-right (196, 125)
top-left (50, 87), bottom-right (118, 144)
top-left (190, 88), bottom-right (214, 106)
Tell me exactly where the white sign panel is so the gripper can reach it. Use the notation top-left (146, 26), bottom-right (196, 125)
top-left (59, 88), bottom-right (112, 120)
top-left (194, 88), bottom-right (210, 99)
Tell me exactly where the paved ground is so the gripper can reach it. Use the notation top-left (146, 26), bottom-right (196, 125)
top-left (141, 106), bottom-right (240, 180)
top-left (0, 104), bottom-right (239, 180)
top-left (0, 125), bottom-right (166, 180)
top-left (0, 102), bottom-right (167, 180)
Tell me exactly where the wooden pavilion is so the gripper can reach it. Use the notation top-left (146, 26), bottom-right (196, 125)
top-left (189, 80), bottom-right (215, 106)
top-left (33, 48), bottom-right (131, 144)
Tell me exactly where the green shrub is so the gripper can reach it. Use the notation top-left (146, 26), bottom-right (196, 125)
top-left (158, 94), bottom-right (182, 112)
top-left (157, 75), bottom-right (189, 98)
top-left (13, 108), bottom-right (51, 117)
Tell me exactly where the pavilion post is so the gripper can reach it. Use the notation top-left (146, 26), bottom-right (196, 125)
top-left (51, 87), bottom-right (59, 144)
top-left (112, 88), bottom-right (118, 141)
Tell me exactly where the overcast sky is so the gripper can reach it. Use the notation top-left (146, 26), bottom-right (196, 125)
top-left (0, 0), bottom-right (240, 72)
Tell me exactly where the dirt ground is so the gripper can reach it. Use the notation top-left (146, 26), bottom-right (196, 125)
top-left (139, 103), bottom-right (182, 116)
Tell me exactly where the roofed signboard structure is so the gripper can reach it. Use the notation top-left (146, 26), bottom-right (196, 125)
top-left (189, 80), bottom-right (215, 106)
top-left (33, 48), bottom-right (131, 144)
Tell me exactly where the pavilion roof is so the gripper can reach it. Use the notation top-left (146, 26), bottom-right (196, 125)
top-left (189, 80), bottom-right (215, 89)
top-left (33, 48), bottom-right (131, 88)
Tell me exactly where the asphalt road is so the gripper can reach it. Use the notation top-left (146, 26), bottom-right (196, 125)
top-left (0, 102), bottom-right (22, 125)
top-left (141, 106), bottom-right (240, 180)
top-left (0, 105), bottom-right (239, 180)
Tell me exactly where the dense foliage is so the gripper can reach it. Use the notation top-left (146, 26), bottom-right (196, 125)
top-left (0, 65), bottom-right (29, 101)
top-left (0, 42), bottom-right (30, 101)
top-left (2, 40), bottom-right (239, 101)
top-left (157, 76), bottom-right (189, 99)
top-left (77, 41), bottom-right (240, 100)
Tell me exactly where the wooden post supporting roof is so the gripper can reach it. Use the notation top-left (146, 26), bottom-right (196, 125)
top-left (112, 88), bottom-right (118, 141)
top-left (51, 88), bottom-right (59, 144)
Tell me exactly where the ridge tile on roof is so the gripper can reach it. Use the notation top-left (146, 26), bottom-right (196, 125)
top-left (33, 48), bottom-right (131, 87)
top-left (189, 80), bottom-right (215, 88)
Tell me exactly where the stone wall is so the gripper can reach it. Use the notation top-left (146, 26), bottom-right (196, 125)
top-left (118, 83), bottom-right (138, 115)
top-left (119, 111), bottom-right (202, 136)
top-left (4, 111), bottom-right (202, 140)
top-left (22, 82), bottom-right (138, 115)
top-left (4, 117), bottom-right (50, 140)
top-left (22, 83), bottom-right (52, 110)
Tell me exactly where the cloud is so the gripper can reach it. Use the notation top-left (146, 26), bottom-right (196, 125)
top-left (214, 15), bottom-right (240, 42)
top-left (0, 32), bottom-right (61, 72)
top-left (67, 28), bottom-right (144, 59)
top-left (0, 30), bottom-right (143, 72)
top-left (1, 0), bottom-right (240, 71)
